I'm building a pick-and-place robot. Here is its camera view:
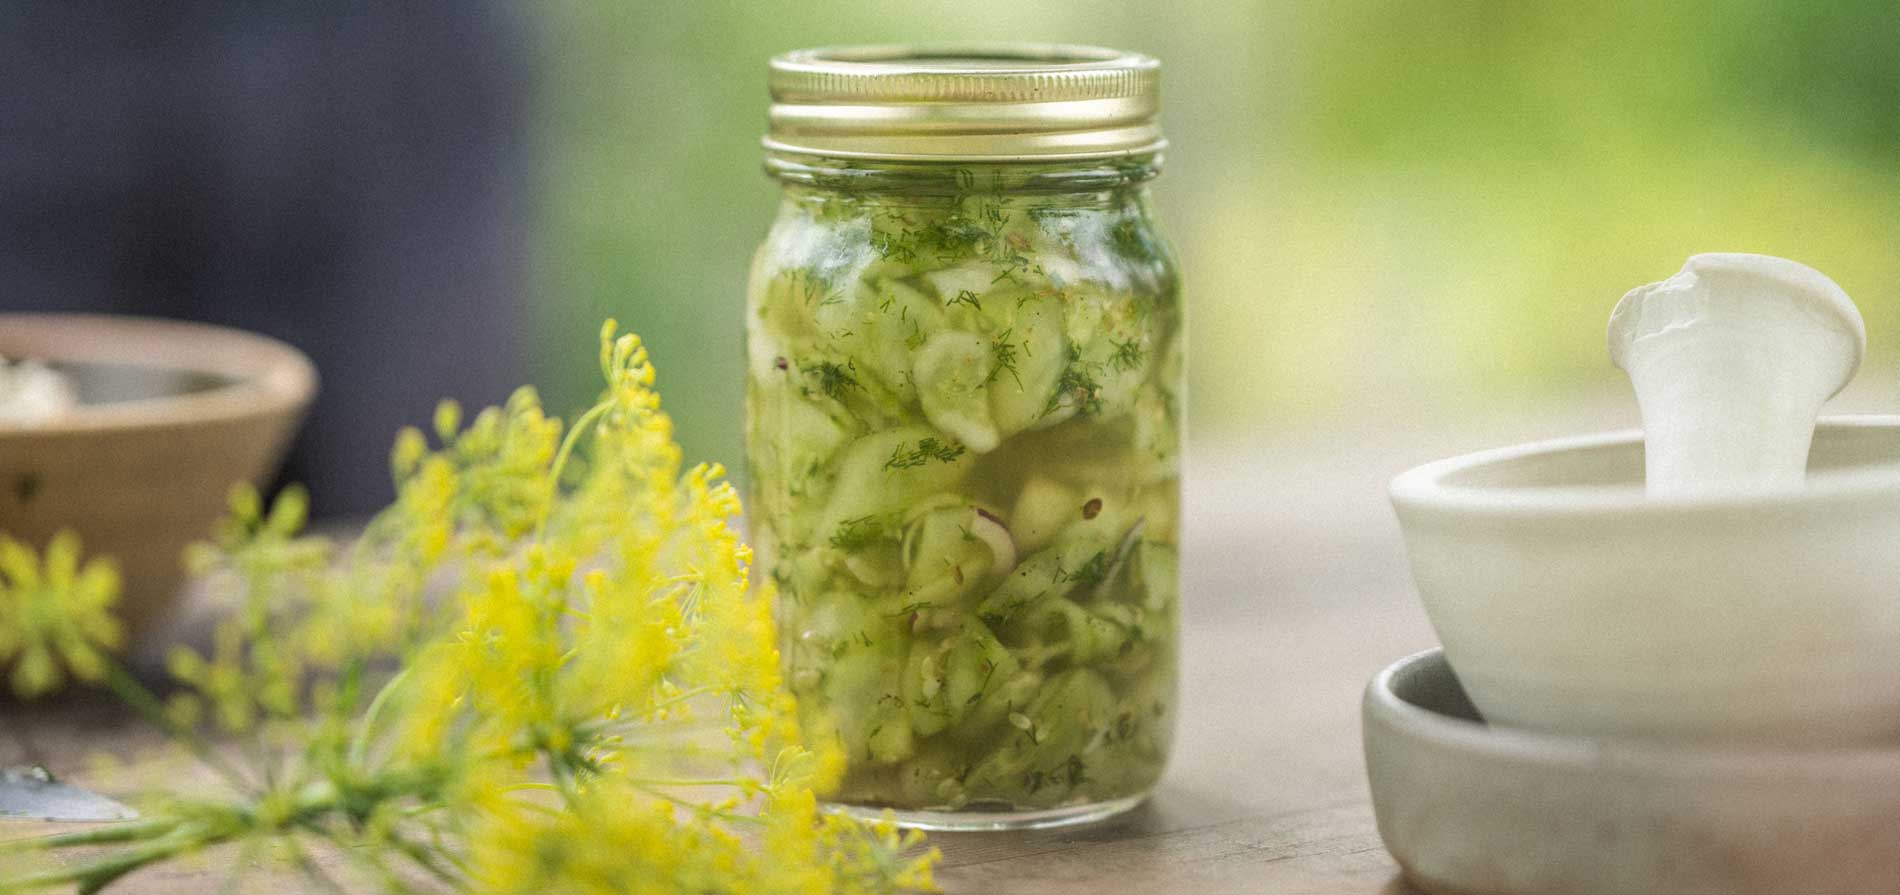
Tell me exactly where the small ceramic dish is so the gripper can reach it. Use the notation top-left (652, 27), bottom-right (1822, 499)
top-left (0, 314), bottom-right (315, 635)
top-left (1390, 416), bottom-right (1900, 744)
top-left (1364, 649), bottom-right (1900, 895)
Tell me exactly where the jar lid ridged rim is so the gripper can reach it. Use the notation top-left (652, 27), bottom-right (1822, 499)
top-left (765, 43), bottom-right (1164, 161)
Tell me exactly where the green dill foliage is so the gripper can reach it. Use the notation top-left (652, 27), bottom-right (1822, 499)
top-left (1107, 202), bottom-right (1175, 278)
top-left (917, 216), bottom-right (995, 263)
top-left (869, 228), bottom-right (918, 264)
top-left (1108, 337), bottom-right (1145, 373)
top-left (1044, 346), bottom-right (1106, 419)
top-left (985, 329), bottom-right (1025, 388)
top-left (1059, 551), bottom-right (1113, 589)
top-left (863, 197), bottom-right (1046, 283)
top-left (883, 437), bottom-right (966, 470)
top-left (867, 213), bottom-right (987, 268)
top-left (987, 240), bottom-right (1039, 288)
top-left (829, 514), bottom-right (900, 552)
top-left (1109, 218), bottom-right (1149, 261)
top-left (802, 359), bottom-right (860, 400)
top-left (786, 267), bottom-right (841, 308)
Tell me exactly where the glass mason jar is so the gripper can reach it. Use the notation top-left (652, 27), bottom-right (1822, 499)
top-left (745, 45), bottom-right (1183, 830)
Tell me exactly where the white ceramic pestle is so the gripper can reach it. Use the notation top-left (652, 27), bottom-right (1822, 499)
top-left (1608, 254), bottom-right (1864, 495)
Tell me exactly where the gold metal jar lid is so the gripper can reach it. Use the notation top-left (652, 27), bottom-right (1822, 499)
top-left (765, 44), bottom-right (1163, 161)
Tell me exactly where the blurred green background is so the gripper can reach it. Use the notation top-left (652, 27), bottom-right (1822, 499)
top-left (534, 0), bottom-right (1899, 468)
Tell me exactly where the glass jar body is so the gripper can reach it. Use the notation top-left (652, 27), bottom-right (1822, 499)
top-left (744, 157), bottom-right (1182, 829)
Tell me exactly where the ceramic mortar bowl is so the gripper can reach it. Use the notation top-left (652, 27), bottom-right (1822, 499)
top-left (0, 314), bottom-right (316, 636)
top-left (1390, 416), bottom-right (1900, 744)
top-left (1364, 649), bottom-right (1900, 895)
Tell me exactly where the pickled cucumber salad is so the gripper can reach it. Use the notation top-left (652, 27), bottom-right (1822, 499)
top-left (746, 186), bottom-right (1182, 813)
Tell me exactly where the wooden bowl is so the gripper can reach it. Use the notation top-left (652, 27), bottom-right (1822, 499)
top-left (0, 314), bottom-right (316, 636)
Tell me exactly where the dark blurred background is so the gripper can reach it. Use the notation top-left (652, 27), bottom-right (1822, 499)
top-left (1, 3), bottom-right (528, 514)
top-left (4, 1), bottom-right (1897, 517)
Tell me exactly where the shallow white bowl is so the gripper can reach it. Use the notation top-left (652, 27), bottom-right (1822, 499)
top-left (1390, 416), bottom-right (1900, 744)
top-left (1364, 650), bottom-right (1900, 895)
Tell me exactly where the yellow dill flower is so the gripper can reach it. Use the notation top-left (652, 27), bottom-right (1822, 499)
top-left (165, 621), bottom-right (262, 732)
top-left (0, 530), bottom-right (123, 696)
top-left (394, 452), bottom-right (460, 564)
top-left (449, 389), bottom-right (564, 542)
top-left (449, 566), bottom-right (567, 743)
top-left (170, 484), bottom-right (327, 730)
top-left (471, 787), bottom-right (723, 895)
top-left (1, 319), bottom-right (940, 895)
top-left (556, 568), bottom-right (683, 724)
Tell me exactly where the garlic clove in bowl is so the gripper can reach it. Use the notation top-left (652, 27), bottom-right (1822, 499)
top-left (0, 357), bottom-right (79, 425)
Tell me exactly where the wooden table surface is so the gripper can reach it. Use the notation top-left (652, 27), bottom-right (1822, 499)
top-left (1, 398), bottom-right (1658, 894)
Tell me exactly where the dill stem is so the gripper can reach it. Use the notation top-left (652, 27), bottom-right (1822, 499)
top-left (7, 823), bottom-right (207, 895)
top-left (0, 819), bottom-right (172, 853)
top-left (536, 399), bottom-right (612, 541)
top-left (628, 783), bottom-right (766, 826)
top-left (347, 665), bottom-right (411, 767)
top-left (626, 776), bottom-right (749, 788)
top-left (101, 664), bottom-right (252, 793)
top-left (549, 402), bottom-right (611, 490)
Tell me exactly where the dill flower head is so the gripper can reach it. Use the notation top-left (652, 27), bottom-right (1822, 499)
top-left (0, 319), bottom-right (938, 895)
top-left (0, 529), bottom-right (124, 696)
top-left (389, 320), bottom-right (939, 893)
